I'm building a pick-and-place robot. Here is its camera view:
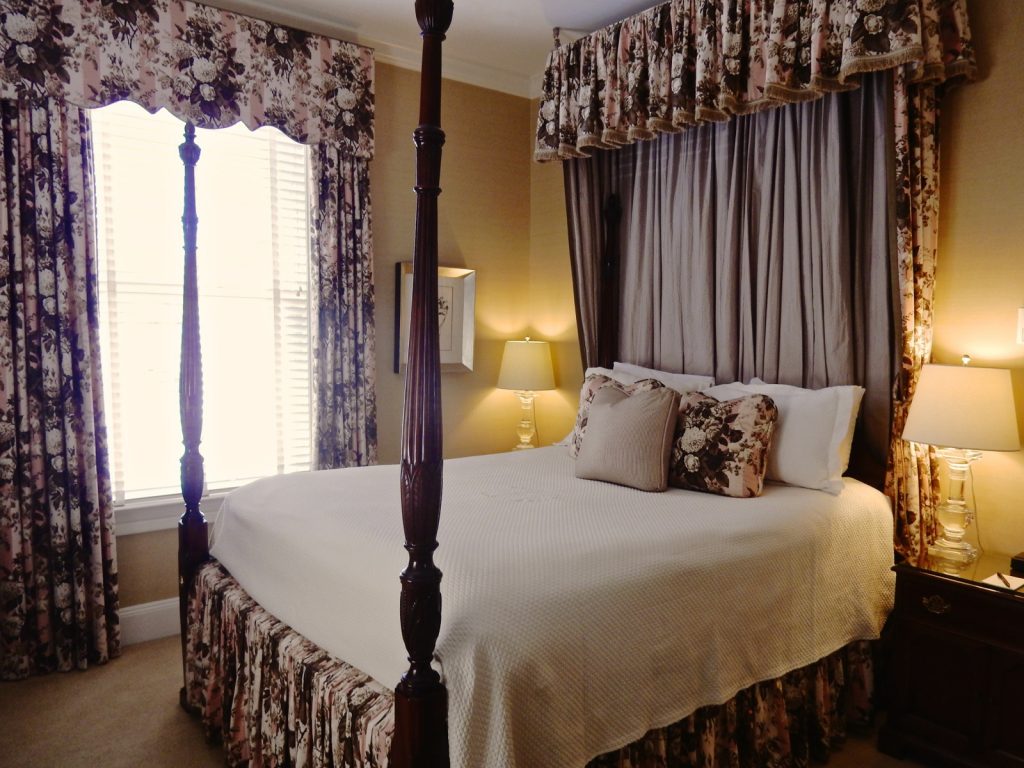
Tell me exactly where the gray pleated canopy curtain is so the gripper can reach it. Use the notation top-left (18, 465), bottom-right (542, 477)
top-left (0, 0), bottom-right (377, 679)
top-left (536, 0), bottom-right (976, 565)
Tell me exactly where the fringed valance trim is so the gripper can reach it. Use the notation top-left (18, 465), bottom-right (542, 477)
top-left (0, 0), bottom-right (374, 158)
top-left (535, 0), bottom-right (976, 162)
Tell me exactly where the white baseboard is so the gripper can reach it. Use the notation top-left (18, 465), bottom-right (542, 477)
top-left (120, 597), bottom-right (180, 646)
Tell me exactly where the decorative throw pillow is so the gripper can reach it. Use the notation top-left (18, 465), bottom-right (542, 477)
top-left (584, 366), bottom-right (640, 384)
top-left (575, 386), bottom-right (681, 491)
top-left (706, 380), bottom-right (865, 494)
top-left (569, 373), bottom-right (665, 458)
top-left (669, 392), bottom-right (778, 498)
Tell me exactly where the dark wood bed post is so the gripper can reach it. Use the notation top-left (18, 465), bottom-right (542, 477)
top-left (392, 1), bottom-right (453, 766)
top-left (597, 193), bottom-right (622, 368)
top-left (391, 0), bottom-right (452, 765)
top-left (176, 122), bottom-right (210, 710)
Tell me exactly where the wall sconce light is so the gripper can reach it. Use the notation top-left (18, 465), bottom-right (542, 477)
top-left (497, 337), bottom-right (555, 450)
top-left (1017, 307), bottom-right (1024, 345)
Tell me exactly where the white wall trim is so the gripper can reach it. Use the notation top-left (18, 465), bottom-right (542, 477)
top-left (199, 0), bottom-right (536, 98)
top-left (375, 42), bottom-right (533, 99)
top-left (115, 493), bottom-right (224, 536)
top-left (120, 597), bottom-right (180, 646)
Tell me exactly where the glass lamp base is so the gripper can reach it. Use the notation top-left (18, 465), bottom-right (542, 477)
top-left (513, 391), bottom-right (537, 450)
top-left (927, 539), bottom-right (978, 565)
top-left (930, 448), bottom-right (981, 566)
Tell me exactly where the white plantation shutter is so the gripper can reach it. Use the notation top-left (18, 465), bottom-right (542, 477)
top-left (92, 101), bottom-right (313, 501)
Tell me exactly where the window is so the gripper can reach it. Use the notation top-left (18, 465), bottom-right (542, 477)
top-left (92, 101), bottom-right (313, 502)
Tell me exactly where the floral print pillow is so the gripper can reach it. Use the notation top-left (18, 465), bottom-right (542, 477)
top-left (569, 374), bottom-right (665, 458)
top-left (669, 393), bottom-right (778, 498)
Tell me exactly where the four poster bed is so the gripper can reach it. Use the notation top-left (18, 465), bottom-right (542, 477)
top-left (172, 1), bottom-right (976, 767)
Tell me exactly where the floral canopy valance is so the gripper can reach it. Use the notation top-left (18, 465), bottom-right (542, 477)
top-left (535, 0), bottom-right (974, 161)
top-left (0, 0), bottom-right (374, 158)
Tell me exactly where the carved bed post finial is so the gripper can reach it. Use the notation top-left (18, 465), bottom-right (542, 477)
top-left (177, 122), bottom-right (209, 711)
top-left (393, 1), bottom-right (453, 767)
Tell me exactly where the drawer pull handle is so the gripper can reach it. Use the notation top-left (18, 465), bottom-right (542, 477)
top-left (922, 595), bottom-right (951, 615)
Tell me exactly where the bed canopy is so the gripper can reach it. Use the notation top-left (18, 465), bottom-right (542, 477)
top-left (533, 0), bottom-right (975, 569)
top-left (534, 0), bottom-right (975, 161)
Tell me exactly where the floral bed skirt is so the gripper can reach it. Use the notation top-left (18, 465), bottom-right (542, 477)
top-left (186, 562), bottom-right (874, 768)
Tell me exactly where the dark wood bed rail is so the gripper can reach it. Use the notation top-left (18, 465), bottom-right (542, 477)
top-left (177, 122), bottom-right (210, 710)
top-left (392, 1), bottom-right (453, 766)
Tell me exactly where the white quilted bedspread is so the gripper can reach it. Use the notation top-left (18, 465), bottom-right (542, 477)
top-left (211, 446), bottom-right (894, 768)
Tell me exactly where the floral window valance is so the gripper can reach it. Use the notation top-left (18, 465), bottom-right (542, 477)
top-left (535, 0), bottom-right (974, 161)
top-left (0, 0), bottom-right (374, 158)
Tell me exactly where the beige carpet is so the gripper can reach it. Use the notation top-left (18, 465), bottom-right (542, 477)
top-left (0, 635), bottom-right (923, 768)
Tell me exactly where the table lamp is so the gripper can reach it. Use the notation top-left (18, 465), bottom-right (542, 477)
top-left (497, 337), bottom-right (555, 450)
top-left (902, 359), bottom-right (1020, 564)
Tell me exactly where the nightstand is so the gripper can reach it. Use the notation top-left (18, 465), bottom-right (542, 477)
top-left (878, 551), bottom-right (1024, 767)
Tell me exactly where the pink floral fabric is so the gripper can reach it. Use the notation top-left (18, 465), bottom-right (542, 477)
top-left (669, 392), bottom-right (778, 498)
top-left (0, 98), bottom-right (119, 679)
top-left (188, 562), bottom-right (874, 768)
top-left (885, 73), bottom-right (941, 564)
top-left (0, 0), bottom-right (374, 158)
top-left (569, 373), bottom-right (665, 458)
top-left (592, 641), bottom-right (875, 768)
top-left (535, 0), bottom-right (974, 161)
top-left (186, 563), bottom-right (392, 767)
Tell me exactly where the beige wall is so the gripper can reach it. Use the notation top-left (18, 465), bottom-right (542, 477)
top-left (934, 0), bottom-right (1024, 556)
top-left (117, 530), bottom-right (178, 608)
top-left (372, 64), bottom-right (535, 464)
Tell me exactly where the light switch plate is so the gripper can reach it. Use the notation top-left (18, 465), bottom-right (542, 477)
top-left (1018, 307), bottom-right (1024, 345)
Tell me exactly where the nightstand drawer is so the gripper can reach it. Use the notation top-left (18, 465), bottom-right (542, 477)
top-left (894, 569), bottom-right (1024, 650)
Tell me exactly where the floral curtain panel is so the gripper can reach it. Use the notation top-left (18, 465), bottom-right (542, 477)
top-left (312, 147), bottom-right (378, 470)
top-left (0, 0), bottom-right (379, 677)
top-left (0, 0), bottom-right (374, 158)
top-left (886, 73), bottom-right (941, 564)
top-left (0, 98), bottom-right (119, 679)
top-left (535, 0), bottom-right (974, 161)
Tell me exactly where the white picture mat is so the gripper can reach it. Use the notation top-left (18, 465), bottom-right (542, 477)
top-left (396, 263), bottom-right (475, 372)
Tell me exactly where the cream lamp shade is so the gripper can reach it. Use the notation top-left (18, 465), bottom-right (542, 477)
top-left (902, 364), bottom-right (1020, 451)
top-left (497, 338), bottom-right (555, 392)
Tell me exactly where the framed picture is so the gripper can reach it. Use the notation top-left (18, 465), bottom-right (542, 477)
top-left (394, 263), bottom-right (476, 373)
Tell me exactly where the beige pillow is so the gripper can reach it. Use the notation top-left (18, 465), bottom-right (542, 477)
top-left (575, 386), bottom-right (681, 492)
top-left (569, 373), bottom-right (666, 458)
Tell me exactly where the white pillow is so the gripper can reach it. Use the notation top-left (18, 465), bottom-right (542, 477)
top-left (749, 379), bottom-right (865, 481)
top-left (704, 380), bottom-right (865, 494)
top-left (612, 362), bottom-right (714, 393)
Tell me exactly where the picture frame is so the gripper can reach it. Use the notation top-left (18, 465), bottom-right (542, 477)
top-left (394, 263), bottom-right (476, 373)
